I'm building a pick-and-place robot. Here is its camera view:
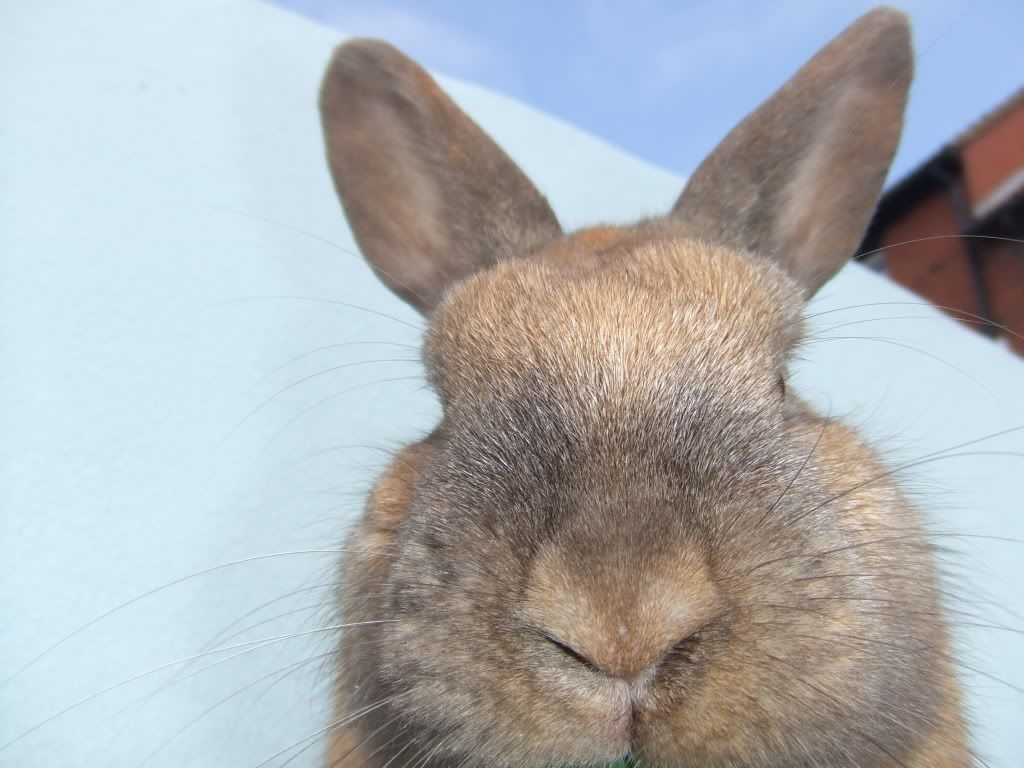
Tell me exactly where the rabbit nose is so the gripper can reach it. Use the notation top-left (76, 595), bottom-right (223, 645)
top-left (524, 533), bottom-right (722, 683)
top-left (541, 622), bottom-right (701, 682)
top-left (525, 552), bottom-right (722, 685)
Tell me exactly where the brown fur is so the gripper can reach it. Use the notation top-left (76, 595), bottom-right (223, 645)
top-left (317, 7), bottom-right (972, 768)
top-left (319, 39), bottom-right (561, 312)
top-left (673, 8), bottom-right (913, 295)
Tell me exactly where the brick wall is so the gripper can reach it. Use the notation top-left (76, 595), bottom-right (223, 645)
top-left (962, 101), bottom-right (1024, 211)
top-left (874, 94), bottom-right (1024, 355)
top-left (979, 239), bottom-right (1024, 355)
top-left (882, 191), bottom-right (980, 321)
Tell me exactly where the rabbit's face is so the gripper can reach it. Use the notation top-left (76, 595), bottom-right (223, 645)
top-left (336, 231), bottom-right (959, 767)
top-left (320, 6), bottom-right (970, 768)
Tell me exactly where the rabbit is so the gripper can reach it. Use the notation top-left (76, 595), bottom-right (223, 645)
top-left (315, 7), bottom-right (972, 768)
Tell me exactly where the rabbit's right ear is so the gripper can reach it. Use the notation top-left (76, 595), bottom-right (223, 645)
top-left (319, 40), bottom-right (562, 313)
top-left (671, 8), bottom-right (913, 297)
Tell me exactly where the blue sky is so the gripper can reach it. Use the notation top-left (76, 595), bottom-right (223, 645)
top-left (266, 0), bottom-right (1024, 184)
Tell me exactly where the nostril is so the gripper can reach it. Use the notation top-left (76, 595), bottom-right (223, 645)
top-left (541, 632), bottom-right (603, 673)
top-left (662, 629), bottom-right (703, 666)
top-left (536, 622), bottom-right (710, 682)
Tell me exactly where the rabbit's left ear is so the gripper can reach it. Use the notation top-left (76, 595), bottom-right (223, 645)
top-left (671, 7), bottom-right (913, 297)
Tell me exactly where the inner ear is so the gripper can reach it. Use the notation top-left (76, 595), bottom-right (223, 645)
top-left (319, 39), bottom-right (562, 313)
top-left (671, 8), bottom-right (913, 297)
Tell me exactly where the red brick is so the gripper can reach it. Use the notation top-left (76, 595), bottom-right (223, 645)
top-left (881, 191), bottom-right (981, 323)
top-left (962, 101), bottom-right (1024, 209)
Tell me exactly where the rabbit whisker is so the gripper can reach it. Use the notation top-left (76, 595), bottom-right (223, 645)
top-left (222, 357), bottom-right (419, 445)
top-left (267, 375), bottom-right (427, 446)
top-left (261, 340), bottom-right (421, 383)
top-left (253, 691), bottom-right (413, 768)
top-left (218, 294), bottom-right (422, 332)
top-left (0, 621), bottom-right (394, 753)
top-left (0, 548), bottom-right (359, 692)
top-left (134, 651), bottom-right (334, 768)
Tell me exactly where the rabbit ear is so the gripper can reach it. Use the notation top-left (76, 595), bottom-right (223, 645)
top-left (319, 39), bottom-right (562, 313)
top-left (671, 7), bottom-right (912, 297)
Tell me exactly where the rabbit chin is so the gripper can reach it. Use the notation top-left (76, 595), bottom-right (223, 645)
top-left (565, 676), bottom-right (636, 757)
